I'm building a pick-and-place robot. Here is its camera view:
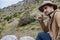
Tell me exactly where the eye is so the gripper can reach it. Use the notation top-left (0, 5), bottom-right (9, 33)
top-left (44, 7), bottom-right (47, 9)
top-left (43, 6), bottom-right (48, 12)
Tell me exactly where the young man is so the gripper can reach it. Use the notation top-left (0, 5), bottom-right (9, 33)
top-left (36, 1), bottom-right (60, 40)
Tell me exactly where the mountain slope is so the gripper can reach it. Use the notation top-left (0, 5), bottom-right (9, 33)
top-left (0, 0), bottom-right (60, 39)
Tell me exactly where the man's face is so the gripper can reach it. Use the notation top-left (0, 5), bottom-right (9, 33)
top-left (43, 5), bottom-right (54, 16)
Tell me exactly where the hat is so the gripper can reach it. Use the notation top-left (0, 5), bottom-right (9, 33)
top-left (39, 1), bottom-right (57, 12)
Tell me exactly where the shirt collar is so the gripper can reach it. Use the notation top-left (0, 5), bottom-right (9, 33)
top-left (50, 12), bottom-right (54, 18)
top-left (49, 10), bottom-right (57, 19)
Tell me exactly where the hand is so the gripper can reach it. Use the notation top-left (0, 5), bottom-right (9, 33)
top-left (37, 14), bottom-right (43, 21)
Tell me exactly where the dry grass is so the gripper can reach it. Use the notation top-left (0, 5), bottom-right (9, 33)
top-left (1, 21), bottom-right (42, 39)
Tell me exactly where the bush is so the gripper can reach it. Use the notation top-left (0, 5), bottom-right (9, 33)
top-left (13, 13), bottom-right (17, 17)
top-left (58, 6), bottom-right (60, 9)
top-left (4, 16), bottom-right (12, 21)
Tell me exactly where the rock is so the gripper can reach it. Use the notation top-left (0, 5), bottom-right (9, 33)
top-left (20, 36), bottom-right (35, 40)
top-left (1, 35), bottom-right (17, 40)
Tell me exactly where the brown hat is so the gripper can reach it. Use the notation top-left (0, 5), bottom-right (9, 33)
top-left (39, 1), bottom-right (57, 12)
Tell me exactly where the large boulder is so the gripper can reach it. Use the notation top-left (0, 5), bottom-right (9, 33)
top-left (1, 35), bottom-right (17, 40)
top-left (19, 15), bottom-right (35, 26)
top-left (20, 36), bottom-right (35, 40)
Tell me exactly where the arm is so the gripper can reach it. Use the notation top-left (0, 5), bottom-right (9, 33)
top-left (37, 14), bottom-right (49, 32)
top-left (55, 12), bottom-right (60, 40)
top-left (38, 19), bottom-right (49, 32)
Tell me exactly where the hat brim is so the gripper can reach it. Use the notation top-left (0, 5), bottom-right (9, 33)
top-left (39, 3), bottom-right (57, 12)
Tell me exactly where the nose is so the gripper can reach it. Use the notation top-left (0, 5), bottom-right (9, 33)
top-left (43, 9), bottom-right (47, 13)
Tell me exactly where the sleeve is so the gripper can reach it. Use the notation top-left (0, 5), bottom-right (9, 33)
top-left (55, 12), bottom-right (60, 40)
top-left (55, 12), bottom-right (60, 27)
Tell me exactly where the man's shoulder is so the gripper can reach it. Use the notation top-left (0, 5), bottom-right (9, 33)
top-left (56, 9), bottom-right (60, 12)
top-left (55, 9), bottom-right (60, 16)
top-left (54, 9), bottom-right (60, 18)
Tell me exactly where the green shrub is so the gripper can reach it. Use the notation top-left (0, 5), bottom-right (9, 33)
top-left (58, 6), bottom-right (60, 9)
top-left (4, 16), bottom-right (12, 21)
top-left (13, 13), bottom-right (17, 17)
